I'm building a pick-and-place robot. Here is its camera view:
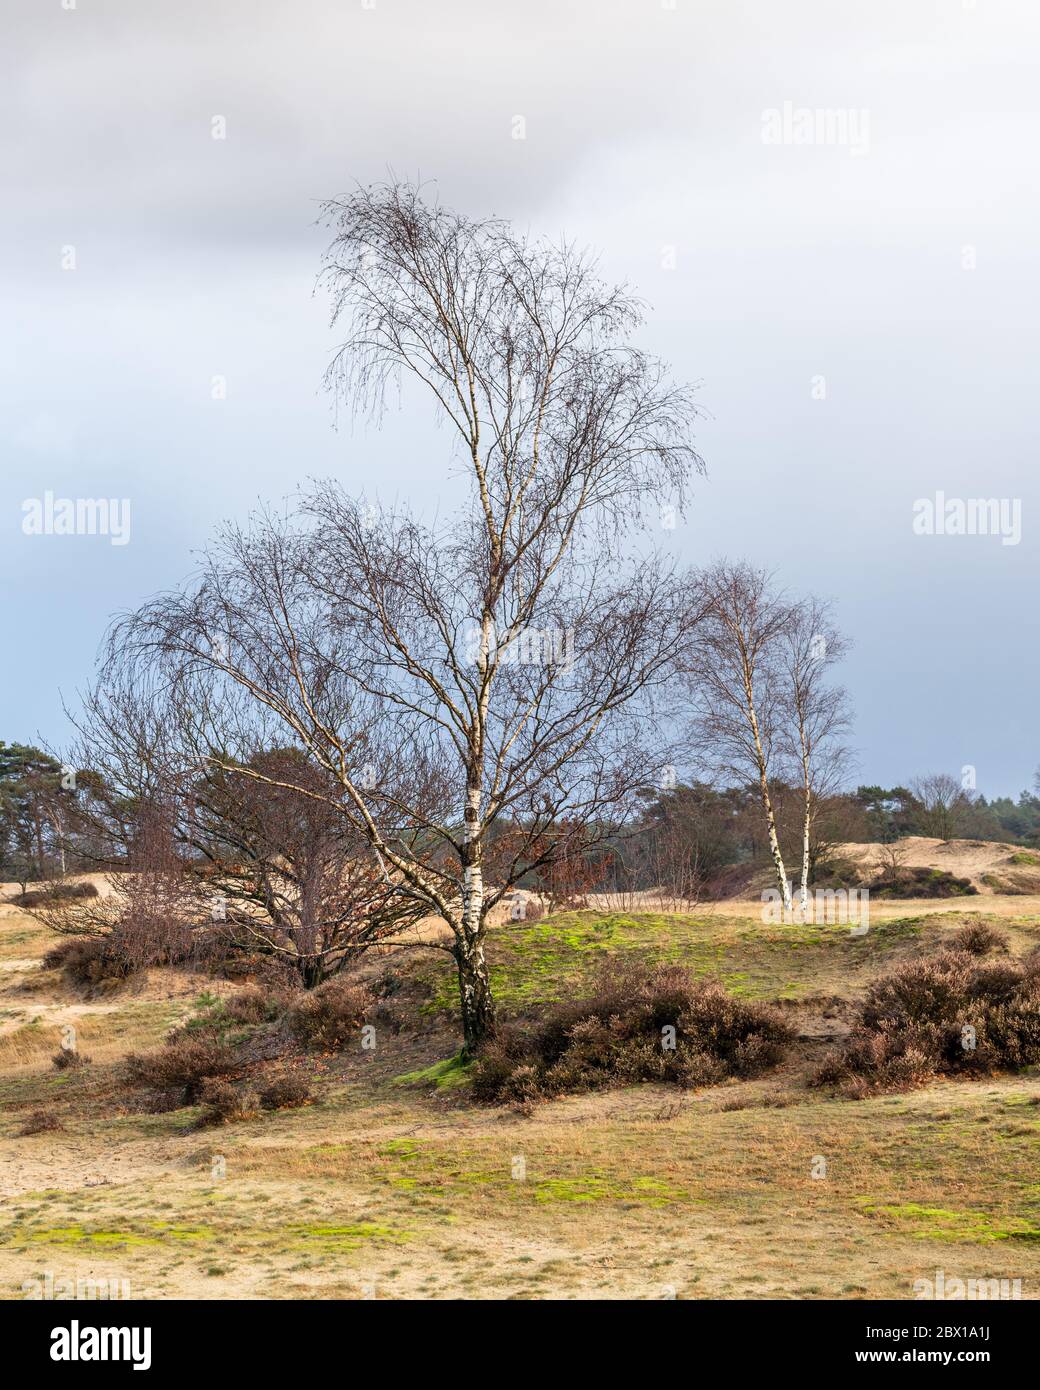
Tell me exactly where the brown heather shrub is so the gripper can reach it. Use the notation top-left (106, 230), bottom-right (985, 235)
top-left (259, 1072), bottom-right (313, 1110)
top-left (13, 881), bottom-right (99, 908)
top-left (124, 1037), bottom-right (237, 1105)
top-left (44, 922), bottom-right (200, 989)
top-left (860, 950), bottom-right (976, 1033)
top-left (286, 978), bottom-right (372, 1050)
top-left (222, 987), bottom-right (279, 1025)
top-left (44, 935), bottom-right (135, 987)
top-left (950, 920), bottom-right (1009, 957)
top-left (51, 1047), bottom-right (91, 1071)
top-left (196, 1078), bottom-right (253, 1126)
top-left (813, 1026), bottom-right (939, 1098)
top-left (471, 963), bottom-right (793, 1107)
top-left (867, 866), bottom-right (978, 899)
top-left (813, 943), bottom-right (1040, 1096)
top-left (18, 1110), bottom-right (64, 1136)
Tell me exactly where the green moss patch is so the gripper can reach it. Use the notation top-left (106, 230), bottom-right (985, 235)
top-left (287, 1221), bottom-right (412, 1251)
top-left (393, 1053), bottom-right (474, 1091)
top-left (534, 1175), bottom-right (685, 1207)
top-left (860, 1202), bottom-right (1040, 1244)
top-left (16, 1221), bottom-right (213, 1248)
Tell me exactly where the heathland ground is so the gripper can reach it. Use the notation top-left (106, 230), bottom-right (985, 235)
top-left (1, 840), bottom-right (1039, 1300)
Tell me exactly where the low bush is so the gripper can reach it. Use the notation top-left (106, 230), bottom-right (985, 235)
top-left (196, 1078), bottom-right (253, 1126)
top-left (259, 1072), bottom-right (313, 1110)
top-left (18, 1110), bottom-right (64, 1136)
top-left (472, 963), bottom-right (793, 1107)
top-left (866, 866), bottom-right (978, 899)
top-left (286, 978), bottom-right (372, 1050)
top-left (814, 938), bottom-right (1040, 1096)
top-left (13, 881), bottom-right (99, 908)
top-left (44, 922), bottom-right (198, 989)
top-left (51, 1047), bottom-right (91, 1071)
top-left (124, 1037), bottom-right (237, 1106)
top-left (980, 872), bottom-right (1035, 895)
top-left (43, 935), bottom-right (133, 987)
top-left (167, 987), bottom-right (288, 1051)
top-left (949, 920), bottom-right (1009, 957)
top-left (803, 857), bottom-right (865, 892)
top-left (223, 987), bottom-right (278, 1025)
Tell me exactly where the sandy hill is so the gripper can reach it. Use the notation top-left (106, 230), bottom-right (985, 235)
top-left (833, 836), bottom-right (1040, 894)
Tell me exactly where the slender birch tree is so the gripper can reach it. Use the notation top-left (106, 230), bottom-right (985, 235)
top-left (685, 562), bottom-right (793, 910)
top-left (777, 598), bottom-right (852, 915)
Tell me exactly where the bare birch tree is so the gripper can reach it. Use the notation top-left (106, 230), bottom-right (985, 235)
top-left (101, 181), bottom-right (702, 1049)
top-left (777, 598), bottom-right (853, 915)
top-left (910, 772), bottom-right (973, 842)
top-left (685, 561), bottom-right (793, 910)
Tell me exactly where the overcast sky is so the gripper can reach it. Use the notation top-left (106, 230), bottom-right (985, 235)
top-left (3, 0), bottom-right (1037, 796)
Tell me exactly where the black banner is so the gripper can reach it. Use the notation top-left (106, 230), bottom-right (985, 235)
top-left (6, 1298), bottom-right (1026, 1374)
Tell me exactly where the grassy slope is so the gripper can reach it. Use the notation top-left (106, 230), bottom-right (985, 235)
top-left (414, 909), bottom-right (933, 1012)
top-left (1, 902), bottom-right (1039, 1300)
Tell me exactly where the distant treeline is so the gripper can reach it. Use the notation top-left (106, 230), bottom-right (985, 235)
top-left (3, 739), bottom-right (1039, 901)
top-left (608, 778), bottom-right (1040, 896)
top-left (851, 782), bottom-right (1040, 847)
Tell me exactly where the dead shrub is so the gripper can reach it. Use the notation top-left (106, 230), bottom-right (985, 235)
top-left (44, 922), bottom-right (197, 989)
top-left (43, 935), bottom-right (132, 987)
top-left (472, 963), bottom-right (793, 1106)
top-left (860, 950), bottom-right (976, 1033)
top-left (223, 987), bottom-right (280, 1025)
top-left (812, 1025), bottom-right (939, 1096)
top-left (286, 978), bottom-right (372, 1050)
